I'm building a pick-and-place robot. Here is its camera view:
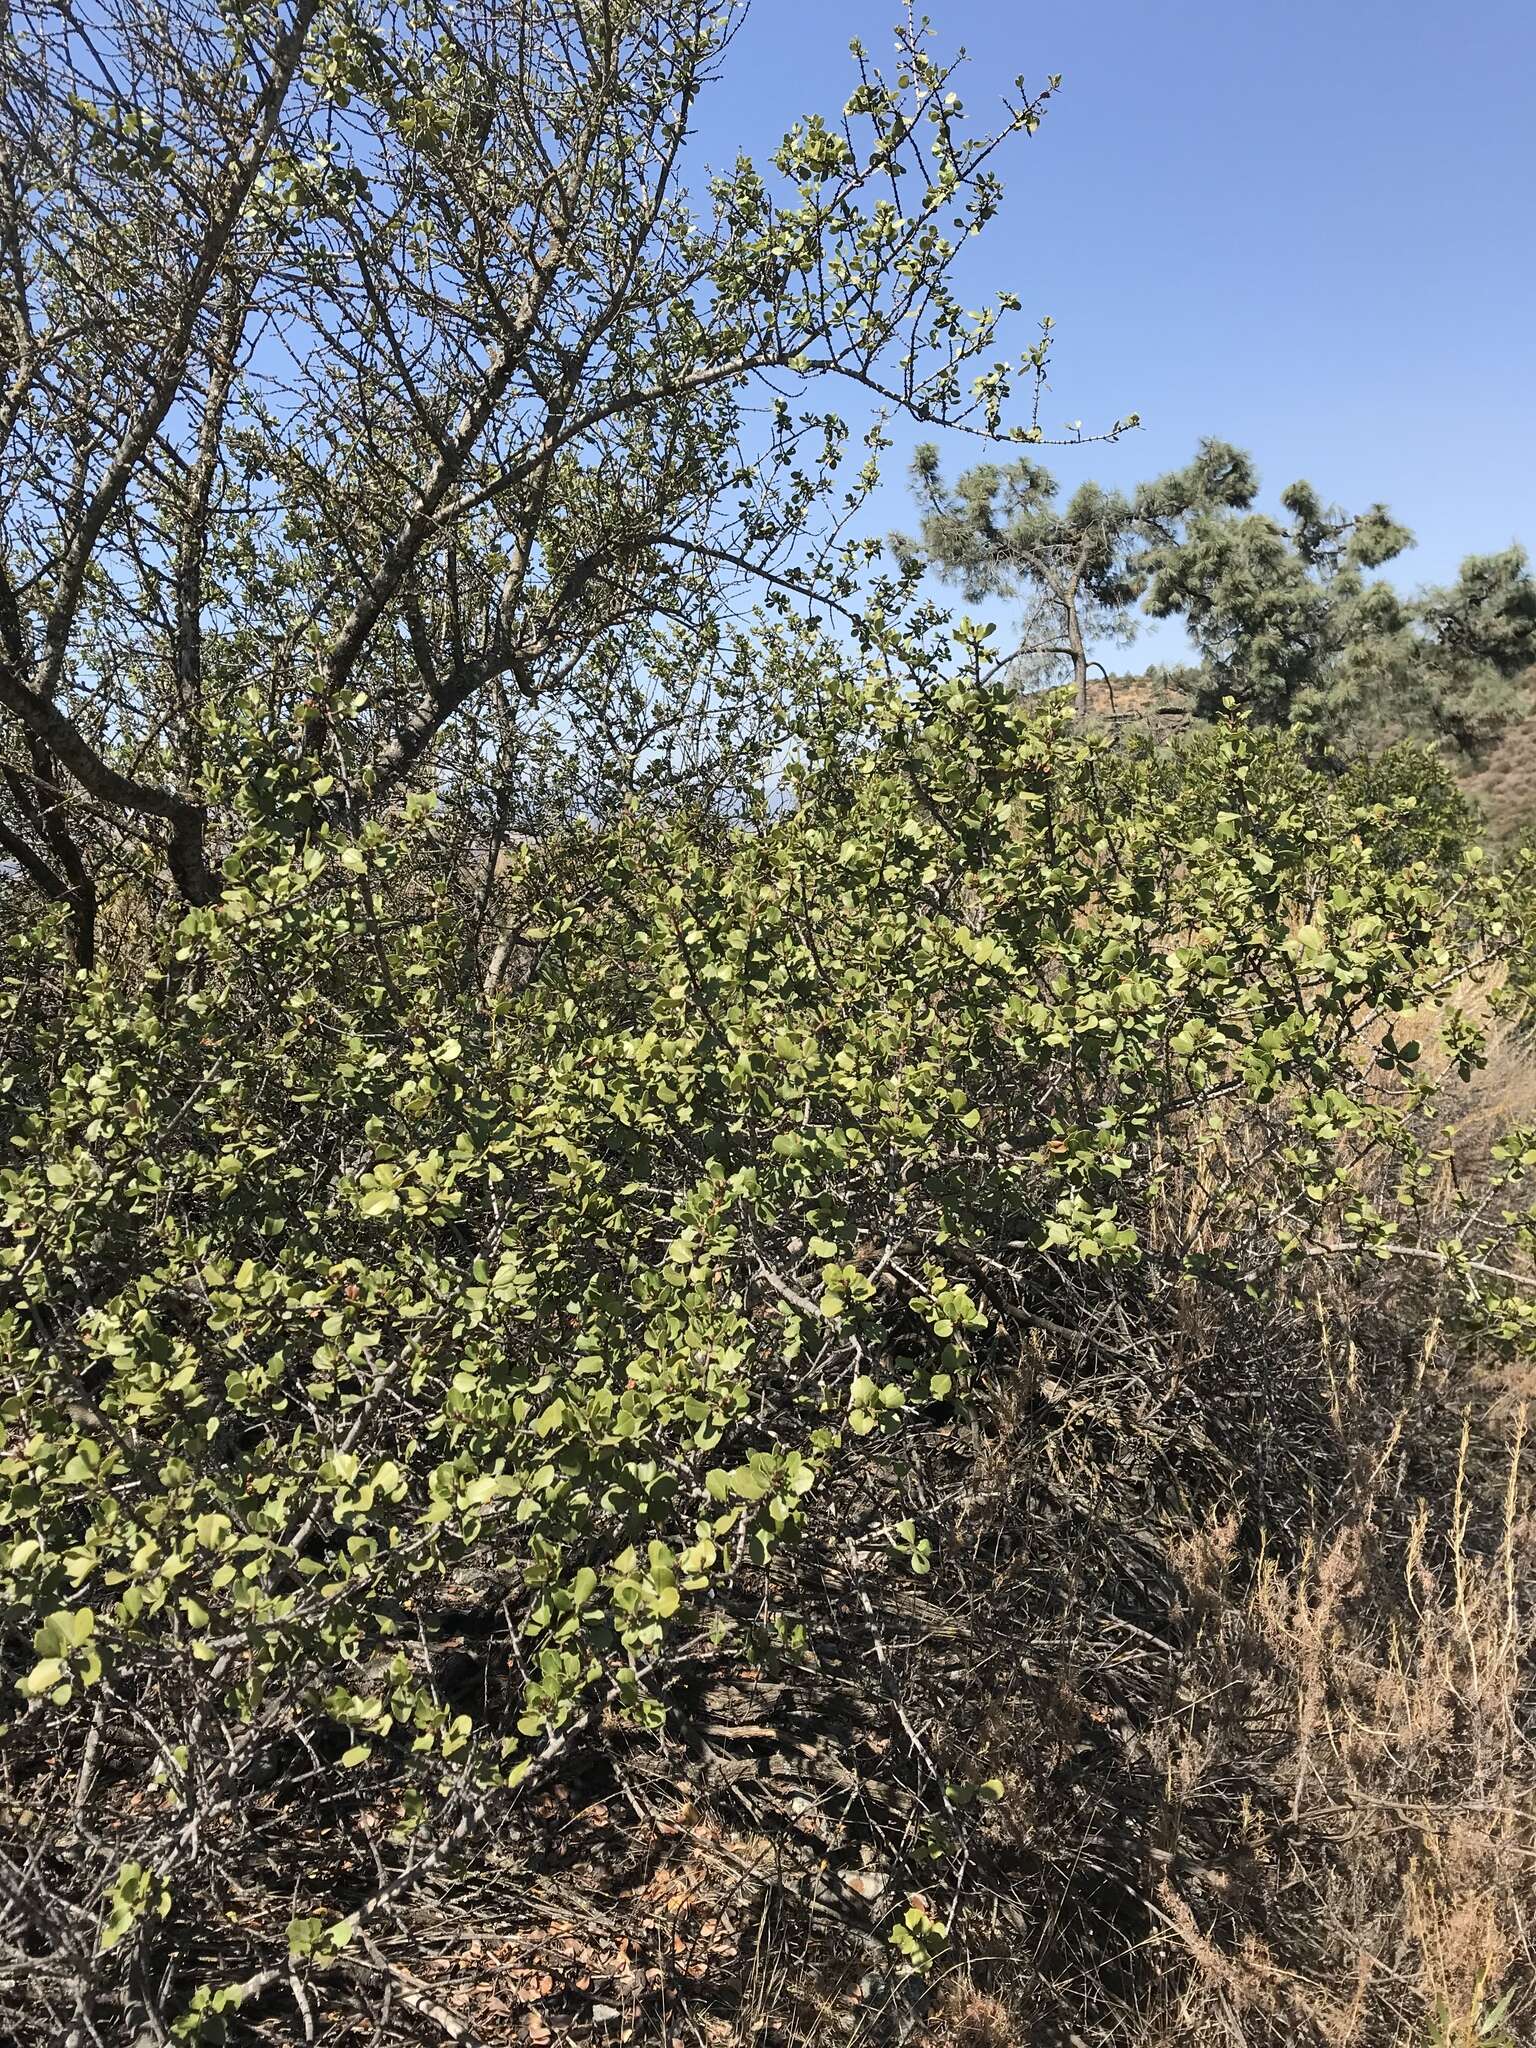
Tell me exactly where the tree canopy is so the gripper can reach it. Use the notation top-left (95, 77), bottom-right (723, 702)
top-left (894, 439), bottom-right (1150, 717)
top-left (905, 436), bottom-right (1535, 758)
top-left (1, 0), bottom-right (1093, 964)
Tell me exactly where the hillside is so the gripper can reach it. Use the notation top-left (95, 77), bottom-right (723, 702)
top-left (1462, 699), bottom-right (1536, 846)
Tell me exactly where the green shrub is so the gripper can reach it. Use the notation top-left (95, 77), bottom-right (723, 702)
top-left (2, 683), bottom-right (1532, 2038)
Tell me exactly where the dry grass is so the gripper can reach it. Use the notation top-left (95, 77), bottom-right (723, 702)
top-left (1436, 1010), bottom-right (1536, 1202)
top-left (1139, 1408), bottom-right (1533, 2048)
top-left (920, 1984), bottom-right (1017, 2048)
top-left (888, 1054), bottom-right (1536, 2048)
top-left (1461, 715), bottom-right (1536, 849)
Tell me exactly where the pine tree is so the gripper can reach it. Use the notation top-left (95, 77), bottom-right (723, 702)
top-left (906, 437), bottom-right (1531, 759)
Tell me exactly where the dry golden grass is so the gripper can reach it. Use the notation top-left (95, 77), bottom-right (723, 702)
top-left (893, 1036), bottom-right (1536, 2048)
top-left (1462, 715), bottom-right (1536, 849)
top-left (1135, 1403), bottom-right (1534, 2048)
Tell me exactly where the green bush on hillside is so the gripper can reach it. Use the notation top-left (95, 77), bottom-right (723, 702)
top-left (3, 683), bottom-right (1534, 2035)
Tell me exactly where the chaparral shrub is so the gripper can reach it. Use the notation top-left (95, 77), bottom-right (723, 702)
top-left (3, 678), bottom-right (1534, 2041)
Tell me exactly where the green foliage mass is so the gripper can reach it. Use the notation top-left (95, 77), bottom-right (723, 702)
top-left (906, 440), bottom-right (1535, 762)
top-left (5, 674), bottom-right (1535, 2020)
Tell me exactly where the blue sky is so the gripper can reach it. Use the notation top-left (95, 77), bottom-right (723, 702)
top-left (690, 0), bottom-right (1535, 651)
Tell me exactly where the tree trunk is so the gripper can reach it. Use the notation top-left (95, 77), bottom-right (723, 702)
top-left (1065, 572), bottom-right (1089, 719)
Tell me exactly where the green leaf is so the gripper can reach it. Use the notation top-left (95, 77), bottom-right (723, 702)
top-left (287, 1916), bottom-right (325, 1959)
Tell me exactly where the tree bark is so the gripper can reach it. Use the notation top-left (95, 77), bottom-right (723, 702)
top-left (1065, 568), bottom-right (1089, 720)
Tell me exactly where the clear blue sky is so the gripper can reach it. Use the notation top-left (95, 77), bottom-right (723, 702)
top-left (691, 0), bottom-right (1535, 643)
